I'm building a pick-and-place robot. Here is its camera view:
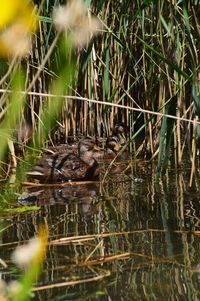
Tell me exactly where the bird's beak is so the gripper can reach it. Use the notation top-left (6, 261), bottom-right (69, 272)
top-left (114, 143), bottom-right (121, 152)
top-left (122, 133), bottom-right (126, 140)
top-left (93, 144), bottom-right (101, 152)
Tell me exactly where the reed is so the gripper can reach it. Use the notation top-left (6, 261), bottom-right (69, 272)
top-left (0, 0), bottom-right (199, 179)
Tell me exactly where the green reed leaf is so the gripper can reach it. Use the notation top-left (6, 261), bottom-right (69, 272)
top-left (137, 36), bottom-right (191, 81)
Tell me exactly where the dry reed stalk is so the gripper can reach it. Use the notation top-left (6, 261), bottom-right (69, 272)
top-left (79, 252), bottom-right (131, 267)
top-left (1, 90), bottom-right (199, 126)
top-left (32, 270), bottom-right (111, 292)
top-left (189, 120), bottom-right (197, 186)
top-left (22, 180), bottom-right (99, 187)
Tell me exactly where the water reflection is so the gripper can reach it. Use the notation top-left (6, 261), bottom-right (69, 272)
top-left (1, 162), bottom-right (200, 300)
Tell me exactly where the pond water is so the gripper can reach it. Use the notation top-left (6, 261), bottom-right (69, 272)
top-left (1, 160), bottom-right (200, 300)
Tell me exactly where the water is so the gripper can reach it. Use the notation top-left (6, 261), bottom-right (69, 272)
top-left (1, 161), bottom-right (200, 300)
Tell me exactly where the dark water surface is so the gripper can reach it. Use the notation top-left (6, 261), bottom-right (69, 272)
top-left (1, 161), bottom-right (200, 300)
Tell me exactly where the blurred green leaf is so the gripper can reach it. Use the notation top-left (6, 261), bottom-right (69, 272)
top-left (192, 78), bottom-right (200, 118)
top-left (4, 206), bottom-right (40, 213)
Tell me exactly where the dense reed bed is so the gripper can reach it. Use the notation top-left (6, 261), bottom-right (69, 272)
top-left (0, 2), bottom-right (200, 299)
top-left (0, 0), bottom-right (199, 179)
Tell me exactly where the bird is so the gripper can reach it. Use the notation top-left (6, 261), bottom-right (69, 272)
top-left (26, 125), bottom-right (126, 182)
top-left (27, 137), bottom-right (100, 182)
top-left (111, 124), bottom-right (126, 145)
top-left (42, 143), bottom-right (77, 155)
top-left (97, 125), bottom-right (126, 160)
top-left (43, 131), bottom-right (123, 160)
top-left (42, 137), bottom-right (88, 155)
top-left (96, 136), bottom-right (121, 160)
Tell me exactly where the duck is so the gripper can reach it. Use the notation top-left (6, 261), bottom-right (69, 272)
top-left (112, 124), bottom-right (126, 145)
top-left (42, 143), bottom-right (77, 155)
top-left (27, 137), bottom-right (100, 182)
top-left (43, 133), bottom-right (123, 160)
top-left (42, 136), bottom-right (93, 155)
top-left (96, 136), bottom-right (121, 160)
top-left (96, 125), bottom-right (126, 160)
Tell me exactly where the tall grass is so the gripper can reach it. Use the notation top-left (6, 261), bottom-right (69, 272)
top-left (0, 0), bottom-right (199, 179)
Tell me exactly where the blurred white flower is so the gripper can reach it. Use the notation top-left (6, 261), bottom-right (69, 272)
top-left (53, 0), bottom-right (87, 30)
top-left (0, 279), bottom-right (6, 294)
top-left (0, 23), bottom-right (31, 58)
top-left (7, 281), bottom-right (22, 297)
top-left (0, 0), bottom-right (38, 58)
top-left (73, 17), bottom-right (102, 47)
top-left (53, 0), bottom-right (102, 47)
top-left (11, 237), bottom-right (43, 268)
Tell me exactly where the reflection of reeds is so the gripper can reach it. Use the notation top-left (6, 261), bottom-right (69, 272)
top-left (1, 165), bottom-right (200, 298)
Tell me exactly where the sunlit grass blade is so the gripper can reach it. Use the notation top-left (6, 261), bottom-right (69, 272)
top-left (156, 113), bottom-right (167, 181)
top-left (137, 36), bottom-right (191, 81)
top-left (0, 67), bottom-right (25, 172)
top-left (162, 96), bottom-right (177, 171)
top-left (156, 95), bottom-right (177, 180)
top-left (192, 78), bottom-right (200, 118)
top-left (192, 78), bottom-right (200, 154)
top-left (103, 46), bottom-right (110, 100)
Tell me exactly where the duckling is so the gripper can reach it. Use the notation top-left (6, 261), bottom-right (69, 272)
top-left (112, 124), bottom-right (126, 145)
top-left (92, 136), bottom-right (121, 161)
top-left (27, 138), bottom-right (100, 182)
top-left (104, 136), bottom-right (121, 159)
top-left (43, 135), bottom-right (121, 160)
top-left (101, 124), bottom-right (127, 159)
top-left (93, 125), bottom-right (127, 162)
